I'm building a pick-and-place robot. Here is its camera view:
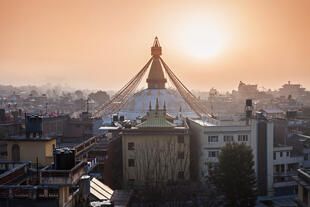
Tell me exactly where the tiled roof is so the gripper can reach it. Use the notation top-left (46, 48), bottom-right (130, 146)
top-left (136, 109), bottom-right (176, 128)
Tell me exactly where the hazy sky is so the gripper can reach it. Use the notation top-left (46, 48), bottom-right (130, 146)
top-left (0, 0), bottom-right (309, 92)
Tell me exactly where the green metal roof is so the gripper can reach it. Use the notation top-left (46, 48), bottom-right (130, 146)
top-left (136, 111), bottom-right (176, 128)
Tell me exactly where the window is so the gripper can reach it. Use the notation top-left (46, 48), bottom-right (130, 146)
top-left (178, 171), bottom-right (184, 180)
top-left (128, 142), bottom-right (135, 150)
top-left (273, 152), bottom-right (276, 160)
top-left (128, 179), bottom-right (135, 185)
top-left (208, 151), bottom-right (219, 158)
top-left (305, 153), bottom-right (308, 161)
top-left (286, 151), bottom-right (289, 157)
top-left (280, 152), bottom-right (283, 157)
top-left (224, 135), bottom-right (234, 142)
top-left (12, 144), bottom-right (20, 162)
top-left (178, 135), bottom-right (184, 144)
top-left (178, 151), bottom-right (184, 159)
top-left (128, 159), bottom-right (135, 167)
top-left (208, 136), bottom-right (218, 143)
top-left (238, 135), bottom-right (248, 142)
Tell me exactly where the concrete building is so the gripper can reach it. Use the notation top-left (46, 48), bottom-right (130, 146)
top-left (238, 81), bottom-right (259, 98)
top-left (187, 116), bottom-right (274, 195)
top-left (90, 134), bottom-right (123, 189)
top-left (292, 168), bottom-right (310, 207)
top-left (5, 136), bottom-right (56, 167)
top-left (279, 81), bottom-right (306, 99)
top-left (273, 145), bottom-right (303, 196)
top-left (0, 137), bottom-right (132, 207)
top-left (122, 100), bottom-right (190, 186)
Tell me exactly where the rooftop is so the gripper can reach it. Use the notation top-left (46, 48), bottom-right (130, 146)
top-left (136, 99), bottom-right (176, 128)
top-left (3, 135), bottom-right (56, 142)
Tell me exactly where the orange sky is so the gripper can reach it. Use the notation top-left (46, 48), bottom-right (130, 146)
top-left (0, 0), bottom-right (310, 92)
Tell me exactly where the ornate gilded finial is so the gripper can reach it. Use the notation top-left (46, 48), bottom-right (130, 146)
top-left (151, 37), bottom-right (162, 56)
top-left (163, 101), bottom-right (166, 111)
top-left (149, 101), bottom-right (152, 111)
top-left (156, 98), bottom-right (159, 111)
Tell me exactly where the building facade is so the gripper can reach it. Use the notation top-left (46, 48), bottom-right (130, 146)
top-left (122, 101), bottom-right (190, 186)
top-left (188, 117), bottom-right (274, 195)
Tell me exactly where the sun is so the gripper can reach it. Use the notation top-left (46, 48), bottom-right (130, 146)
top-left (178, 16), bottom-right (227, 59)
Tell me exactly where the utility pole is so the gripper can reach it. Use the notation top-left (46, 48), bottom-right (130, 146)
top-left (45, 102), bottom-right (48, 115)
top-left (86, 98), bottom-right (89, 113)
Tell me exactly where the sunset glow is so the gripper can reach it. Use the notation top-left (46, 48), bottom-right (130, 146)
top-left (0, 0), bottom-right (310, 91)
top-left (178, 16), bottom-right (227, 59)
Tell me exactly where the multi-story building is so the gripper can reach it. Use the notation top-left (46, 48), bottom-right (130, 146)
top-left (273, 145), bottom-right (303, 195)
top-left (187, 115), bottom-right (274, 195)
top-left (292, 168), bottom-right (310, 207)
top-left (122, 100), bottom-right (190, 186)
top-left (238, 81), bottom-right (259, 98)
top-left (279, 81), bottom-right (306, 99)
top-left (88, 132), bottom-right (123, 189)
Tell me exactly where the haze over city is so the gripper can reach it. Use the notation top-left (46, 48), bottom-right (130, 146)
top-left (1, 0), bottom-right (310, 91)
top-left (2, 1), bottom-right (310, 206)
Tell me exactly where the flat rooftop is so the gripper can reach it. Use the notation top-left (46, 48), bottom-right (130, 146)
top-left (192, 119), bottom-right (217, 127)
top-left (190, 118), bottom-right (251, 127)
top-left (3, 135), bottom-right (56, 141)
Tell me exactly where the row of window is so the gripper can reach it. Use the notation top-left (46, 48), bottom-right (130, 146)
top-left (208, 135), bottom-right (249, 143)
top-left (127, 135), bottom-right (185, 150)
top-left (273, 151), bottom-right (290, 160)
top-left (128, 171), bottom-right (185, 181)
top-left (208, 151), bottom-right (219, 158)
top-left (128, 152), bottom-right (185, 167)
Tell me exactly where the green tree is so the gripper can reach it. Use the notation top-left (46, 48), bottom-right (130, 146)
top-left (208, 143), bottom-right (257, 207)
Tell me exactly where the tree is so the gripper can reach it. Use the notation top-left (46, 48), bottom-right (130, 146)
top-left (74, 98), bottom-right (85, 110)
top-left (74, 90), bottom-right (84, 99)
top-left (30, 90), bottom-right (39, 97)
top-left (88, 90), bottom-right (109, 105)
top-left (208, 143), bottom-right (257, 207)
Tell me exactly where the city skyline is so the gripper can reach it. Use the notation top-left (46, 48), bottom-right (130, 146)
top-left (1, 0), bottom-right (310, 91)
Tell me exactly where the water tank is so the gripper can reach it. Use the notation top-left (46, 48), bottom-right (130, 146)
top-left (58, 150), bottom-right (68, 170)
top-left (66, 150), bottom-right (75, 170)
top-left (119, 115), bottom-right (125, 122)
top-left (54, 148), bottom-right (75, 170)
top-left (0, 109), bottom-right (5, 121)
top-left (54, 149), bottom-right (63, 169)
top-left (25, 115), bottom-right (43, 138)
top-left (112, 115), bottom-right (118, 122)
top-left (246, 110), bottom-right (252, 118)
top-left (246, 99), bottom-right (252, 107)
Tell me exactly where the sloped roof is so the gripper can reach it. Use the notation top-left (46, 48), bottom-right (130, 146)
top-left (136, 107), bottom-right (176, 128)
top-left (136, 115), bottom-right (176, 128)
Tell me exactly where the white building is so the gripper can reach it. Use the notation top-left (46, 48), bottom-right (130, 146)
top-left (273, 145), bottom-right (303, 195)
top-left (188, 117), bottom-right (274, 195)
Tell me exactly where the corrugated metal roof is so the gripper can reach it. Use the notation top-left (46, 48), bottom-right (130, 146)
top-left (90, 177), bottom-right (114, 200)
